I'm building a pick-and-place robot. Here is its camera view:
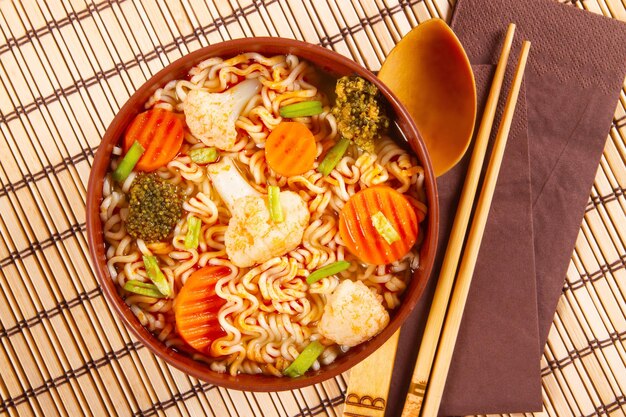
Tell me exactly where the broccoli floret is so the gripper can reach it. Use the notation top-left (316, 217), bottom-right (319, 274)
top-left (331, 75), bottom-right (390, 153)
top-left (125, 173), bottom-right (183, 243)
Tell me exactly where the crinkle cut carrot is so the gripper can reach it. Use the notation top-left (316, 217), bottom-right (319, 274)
top-left (339, 186), bottom-right (419, 265)
top-left (265, 121), bottom-right (317, 177)
top-left (123, 108), bottom-right (184, 172)
top-left (174, 265), bottom-right (230, 354)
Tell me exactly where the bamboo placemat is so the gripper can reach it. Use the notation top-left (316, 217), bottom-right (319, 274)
top-left (0, 1), bottom-right (624, 416)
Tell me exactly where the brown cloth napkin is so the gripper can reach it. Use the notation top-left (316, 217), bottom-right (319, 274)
top-left (385, 1), bottom-right (626, 415)
top-left (450, 0), bottom-right (626, 351)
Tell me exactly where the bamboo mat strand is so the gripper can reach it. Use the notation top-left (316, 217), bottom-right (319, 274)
top-left (0, 1), bottom-right (625, 416)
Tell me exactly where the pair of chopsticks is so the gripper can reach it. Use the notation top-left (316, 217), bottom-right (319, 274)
top-left (402, 24), bottom-right (531, 416)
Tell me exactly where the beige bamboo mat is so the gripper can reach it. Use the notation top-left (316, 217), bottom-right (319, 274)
top-left (0, 1), bottom-right (624, 416)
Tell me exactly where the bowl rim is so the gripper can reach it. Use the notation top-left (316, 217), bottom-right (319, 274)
top-left (86, 36), bottom-right (439, 392)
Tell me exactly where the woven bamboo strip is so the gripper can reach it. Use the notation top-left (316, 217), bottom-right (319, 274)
top-left (594, 156), bottom-right (626, 248)
top-left (569, 252), bottom-right (626, 363)
top-left (390, 1), bottom-right (418, 40)
top-left (599, 0), bottom-right (626, 20)
top-left (365, 0), bottom-right (400, 48)
top-left (543, 338), bottom-right (579, 417)
top-left (348, 1), bottom-right (394, 61)
top-left (282, 0), bottom-right (317, 43)
top-left (265, 2), bottom-right (300, 39)
top-left (551, 307), bottom-right (595, 415)
top-left (276, 389), bottom-right (301, 416)
top-left (333, 1), bottom-right (384, 69)
top-left (422, 0), bottom-right (442, 19)
top-left (216, 386), bottom-right (242, 416)
top-left (560, 241), bottom-right (619, 412)
top-left (583, 201), bottom-right (622, 266)
top-left (320, 1), bottom-right (367, 67)
top-left (572, 246), bottom-right (624, 355)
top-left (408, 1), bottom-right (437, 27)
top-left (578, 221), bottom-right (626, 330)
top-left (540, 378), bottom-right (562, 417)
top-left (591, 163), bottom-right (626, 308)
top-left (580, 0), bottom-right (605, 14)
top-left (603, 137), bottom-right (626, 192)
top-left (555, 301), bottom-right (616, 412)
top-left (578, 232), bottom-right (626, 320)
top-left (433, 0), bottom-right (454, 19)
top-left (267, 1), bottom-right (295, 41)
top-left (564, 280), bottom-right (621, 394)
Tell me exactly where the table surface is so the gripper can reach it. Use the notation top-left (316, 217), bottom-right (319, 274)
top-left (0, 1), bottom-right (624, 416)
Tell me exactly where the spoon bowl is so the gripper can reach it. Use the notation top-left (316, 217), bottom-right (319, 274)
top-left (378, 18), bottom-right (477, 177)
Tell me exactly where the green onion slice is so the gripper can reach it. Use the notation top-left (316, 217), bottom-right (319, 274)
top-left (123, 280), bottom-right (166, 298)
top-left (142, 255), bottom-right (171, 297)
top-left (268, 185), bottom-right (283, 223)
top-left (283, 341), bottom-right (325, 378)
top-left (306, 261), bottom-right (351, 284)
top-left (317, 136), bottom-right (350, 176)
top-left (113, 140), bottom-right (145, 182)
top-left (279, 100), bottom-right (323, 118)
top-left (189, 147), bottom-right (219, 164)
top-left (371, 211), bottom-right (401, 244)
top-left (184, 216), bottom-right (202, 249)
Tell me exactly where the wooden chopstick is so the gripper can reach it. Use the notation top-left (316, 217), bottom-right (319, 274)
top-left (418, 40), bottom-right (532, 417)
top-left (401, 23), bottom-right (517, 416)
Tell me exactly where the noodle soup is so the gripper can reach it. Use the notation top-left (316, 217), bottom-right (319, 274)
top-left (99, 51), bottom-right (428, 379)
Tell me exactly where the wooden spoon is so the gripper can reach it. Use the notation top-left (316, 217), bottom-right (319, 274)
top-left (342, 18), bottom-right (476, 417)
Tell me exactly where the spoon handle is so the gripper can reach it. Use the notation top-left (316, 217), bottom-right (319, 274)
top-left (341, 331), bottom-right (399, 417)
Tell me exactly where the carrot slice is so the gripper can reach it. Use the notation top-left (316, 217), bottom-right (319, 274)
top-left (339, 186), bottom-right (419, 265)
top-left (265, 121), bottom-right (317, 177)
top-left (123, 108), bottom-right (184, 172)
top-left (174, 265), bottom-right (230, 354)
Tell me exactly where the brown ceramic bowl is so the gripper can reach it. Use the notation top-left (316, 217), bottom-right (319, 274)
top-left (86, 37), bottom-right (438, 391)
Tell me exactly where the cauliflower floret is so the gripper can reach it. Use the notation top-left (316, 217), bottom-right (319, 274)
top-left (207, 156), bottom-right (310, 267)
top-left (207, 156), bottom-right (261, 213)
top-left (225, 191), bottom-right (310, 268)
top-left (318, 280), bottom-right (389, 347)
top-left (184, 78), bottom-right (261, 151)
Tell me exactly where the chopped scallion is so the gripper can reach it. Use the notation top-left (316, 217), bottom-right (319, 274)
top-left (268, 185), bottom-right (283, 223)
top-left (317, 137), bottom-right (350, 176)
top-left (113, 140), bottom-right (145, 182)
top-left (371, 211), bottom-right (401, 244)
top-left (123, 280), bottom-right (165, 298)
top-left (189, 147), bottom-right (219, 164)
top-left (142, 255), bottom-right (171, 297)
top-left (305, 261), bottom-right (351, 284)
top-left (279, 100), bottom-right (323, 118)
top-left (184, 216), bottom-right (202, 249)
top-left (283, 341), bottom-right (325, 378)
